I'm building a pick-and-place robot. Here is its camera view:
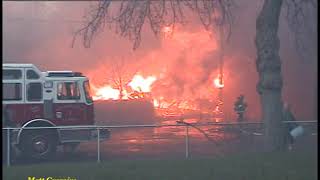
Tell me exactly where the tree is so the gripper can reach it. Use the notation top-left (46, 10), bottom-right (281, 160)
top-left (73, 0), bottom-right (316, 151)
top-left (255, 0), bottom-right (316, 151)
top-left (109, 57), bottom-right (135, 100)
top-left (255, 0), bottom-right (284, 151)
top-left (73, 1), bottom-right (234, 49)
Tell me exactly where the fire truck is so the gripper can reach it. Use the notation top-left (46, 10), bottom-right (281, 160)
top-left (2, 63), bottom-right (110, 160)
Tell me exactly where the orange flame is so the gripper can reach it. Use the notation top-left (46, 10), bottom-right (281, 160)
top-left (128, 75), bottom-right (157, 92)
top-left (87, 26), bottom-right (227, 116)
top-left (92, 74), bottom-right (157, 101)
top-left (92, 85), bottom-right (122, 100)
top-left (214, 75), bottom-right (224, 89)
top-left (153, 99), bottom-right (160, 107)
top-left (163, 26), bottom-right (173, 33)
top-left (162, 26), bottom-right (173, 38)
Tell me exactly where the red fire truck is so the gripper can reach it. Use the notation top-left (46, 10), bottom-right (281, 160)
top-left (2, 63), bottom-right (110, 160)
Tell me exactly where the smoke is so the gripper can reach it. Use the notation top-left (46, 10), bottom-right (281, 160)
top-left (3, 1), bottom-right (317, 120)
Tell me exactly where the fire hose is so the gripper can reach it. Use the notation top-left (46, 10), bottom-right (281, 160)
top-left (176, 120), bottom-right (222, 146)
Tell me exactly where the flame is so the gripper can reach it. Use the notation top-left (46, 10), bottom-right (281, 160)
top-left (92, 74), bottom-right (157, 101)
top-left (86, 27), bottom-right (233, 120)
top-left (163, 26), bottom-right (173, 33)
top-left (128, 75), bottom-right (157, 92)
top-left (214, 75), bottom-right (224, 89)
top-left (153, 99), bottom-right (160, 107)
top-left (162, 26), bottom-right (173, 38)
top-left (92, 85), bottom-right (121, 100)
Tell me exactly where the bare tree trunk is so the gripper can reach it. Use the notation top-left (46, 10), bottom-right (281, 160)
top-left (255, 0), bottom-right (285, 151)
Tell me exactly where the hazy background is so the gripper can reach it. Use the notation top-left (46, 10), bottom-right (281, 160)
top-left (3, 1), bottom-right (317, 121)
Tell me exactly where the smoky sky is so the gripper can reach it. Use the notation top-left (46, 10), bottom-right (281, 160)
top-left (3, 1), bottom-right (317, 120)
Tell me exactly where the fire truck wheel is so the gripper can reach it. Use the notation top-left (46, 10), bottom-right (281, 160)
top-left (20, 130), bottom-right (58, 161)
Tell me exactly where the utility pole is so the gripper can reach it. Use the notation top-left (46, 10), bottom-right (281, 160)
top-left (214, 25), bottom-right (225, 122)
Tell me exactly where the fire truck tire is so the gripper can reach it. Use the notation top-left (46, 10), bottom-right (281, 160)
top-left (20, 130), bottom-right (58, 161)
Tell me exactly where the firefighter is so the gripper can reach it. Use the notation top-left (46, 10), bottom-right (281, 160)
top-left (234, 95), bottom-right (248, 122)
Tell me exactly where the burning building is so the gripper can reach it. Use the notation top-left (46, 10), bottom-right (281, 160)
top-left (87, 26), bottom-right (230, 123)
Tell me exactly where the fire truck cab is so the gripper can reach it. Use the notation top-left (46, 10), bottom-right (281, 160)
top-left (2, 63), bottom-right (109, 160)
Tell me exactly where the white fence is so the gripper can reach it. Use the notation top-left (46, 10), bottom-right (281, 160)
top-left (2, 121), bottom-right (317, 167)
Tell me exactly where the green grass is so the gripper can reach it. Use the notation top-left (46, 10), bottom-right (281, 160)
top-left (3, 152), bottom-right (317, 180)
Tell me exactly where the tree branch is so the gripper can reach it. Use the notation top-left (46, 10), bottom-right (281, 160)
top-left (73, 0), bottom-right (235, 50)
top-left (284, 0), bottom-right (317, 60)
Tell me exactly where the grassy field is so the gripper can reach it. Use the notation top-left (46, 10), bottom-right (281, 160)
top-left (3, 151), bottom-right (317, 180)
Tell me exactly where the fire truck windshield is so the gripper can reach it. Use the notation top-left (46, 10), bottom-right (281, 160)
top-left (83, 81), bottom-right (93, 104)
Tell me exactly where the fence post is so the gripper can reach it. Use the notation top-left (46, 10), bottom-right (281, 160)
top-left (97, 128), bottom-right (100, 163)
top-left (185, 125), bottom-right (189, 159)
top-left (7, 129), bottom-right (10, 167)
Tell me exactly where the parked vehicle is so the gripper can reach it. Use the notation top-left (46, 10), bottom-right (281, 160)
top-left (2, 63), bottom-right (110, 160)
